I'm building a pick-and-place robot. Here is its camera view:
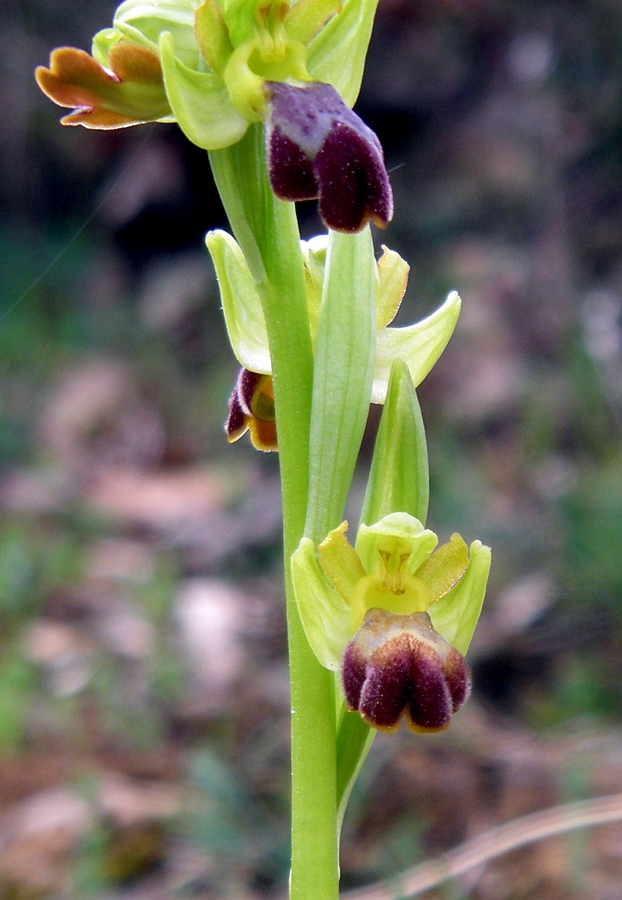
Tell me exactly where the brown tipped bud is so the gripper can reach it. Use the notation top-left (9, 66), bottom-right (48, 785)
top-left (342, 609), bottom-right (471, 733)
top-left (266, 82), bottom-right (393, 233)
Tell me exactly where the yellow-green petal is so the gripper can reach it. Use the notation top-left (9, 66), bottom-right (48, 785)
top-left (417, 533), bottom-right (469, 603)
top-left (318, 521), bottom-right (366, 606)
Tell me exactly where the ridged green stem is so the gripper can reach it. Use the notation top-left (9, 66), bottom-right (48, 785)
top-left (209, 126), bottom-right (339, 900)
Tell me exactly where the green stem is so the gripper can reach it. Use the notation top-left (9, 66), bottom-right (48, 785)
top-left (209, 126), bottom-right (339, 900)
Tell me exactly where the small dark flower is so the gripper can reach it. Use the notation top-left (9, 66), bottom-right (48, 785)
top-left (226, 368), bottom-right (277, 451)
top-left (342, 608), bottom-right (471, 733)
top-left (266, 81), bottom-right (393, 233)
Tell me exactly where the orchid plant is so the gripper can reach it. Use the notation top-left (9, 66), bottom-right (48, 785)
top-left (37, 2), bottom-right (491, 897)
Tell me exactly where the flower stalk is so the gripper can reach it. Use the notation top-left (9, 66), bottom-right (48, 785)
top-left (36, 3), bottom-right (492, 897)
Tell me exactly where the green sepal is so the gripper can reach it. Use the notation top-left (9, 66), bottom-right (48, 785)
top-left (305, 227), bottom-right (376, 542)
top-left (291, 538), bottom-right (351, 671)
top-left (220, 0), bottom-right (259, 48)
top-left (114, 0), bottom-right (201, 69)
top-left (306, 0), bottom-right (380, 107)
top-left (372, 290), bottom-right (461, 404)
top-left (159, 32), bottom-right (249, 149)
top-left (195, 0), bottom-right (234, 77)
top-left (429, 540), bottom-right (492, 655)
top-left (355, 512), bottom-right (438, 580)
top-left (205, 229), bottom-right (271, 373)
top-left (285, 0), bottom-right (343, 46)
top-left (361, 359), bottom-right (429, 527)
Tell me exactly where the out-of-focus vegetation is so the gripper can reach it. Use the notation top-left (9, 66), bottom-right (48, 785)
top-left (2, 0), bottom-right (622, 897)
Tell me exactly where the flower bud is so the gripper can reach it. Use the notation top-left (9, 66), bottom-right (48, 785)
top-left (342, 608), bottom-right (471, 733)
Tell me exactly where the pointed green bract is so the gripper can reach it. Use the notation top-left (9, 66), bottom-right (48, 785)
top-left (361, 359), bottom-right (429, 527)
top-left (305, 227), bottom-right (376, 542)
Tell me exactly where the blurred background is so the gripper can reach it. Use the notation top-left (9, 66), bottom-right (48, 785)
top-left (2, 0), bottom-right (622, 897)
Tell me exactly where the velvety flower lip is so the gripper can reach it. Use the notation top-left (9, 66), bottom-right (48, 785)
top-left (226, 367), bottom-right (278, 451)
top-left (266, 81), bottom-right (393, 232)
top-left (342, 608), bottom-right (471, 733)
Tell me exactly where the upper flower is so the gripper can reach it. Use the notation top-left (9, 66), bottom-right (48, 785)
top-left (36, 0), bottom-right (390, 231)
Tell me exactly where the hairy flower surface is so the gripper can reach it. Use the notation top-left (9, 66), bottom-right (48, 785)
top-left (266, 81), bottom-right (392, 231)
top-left (291, 512), bottom-right (490, 733)
top-left (342, 609), bottom-right (471, 733)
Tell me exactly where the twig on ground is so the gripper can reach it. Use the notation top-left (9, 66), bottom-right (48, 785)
top-left (344, 792), bottom-right (622, 899)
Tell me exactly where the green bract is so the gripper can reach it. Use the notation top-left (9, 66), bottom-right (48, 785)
top-left (291, 513), bottom-right (491, 671)
top-left (206, 229), bottom-right (462, 403)
top-left (92, 0), bottom-right (381, 149)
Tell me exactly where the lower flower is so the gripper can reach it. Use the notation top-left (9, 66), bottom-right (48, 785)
top-left (342, 608), bottom-right (471, 733)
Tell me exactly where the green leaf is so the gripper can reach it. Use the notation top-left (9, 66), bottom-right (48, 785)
top-left (159, 32), bottom-right (249, 150)
top-left (205, 229), bottom-right (271, 373)
top-left (306, 0), bottom-right (380, 107)
top-left (291, 538), bottom-right (351, 670)
top-left (372, 290), bottom-right (461, 404)
top-left (430, 540), bottom-right (492, 655)
top-left (361, 359), bottom-right (429, 526)
top-left (305, 227), bottom-right (376, 541)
